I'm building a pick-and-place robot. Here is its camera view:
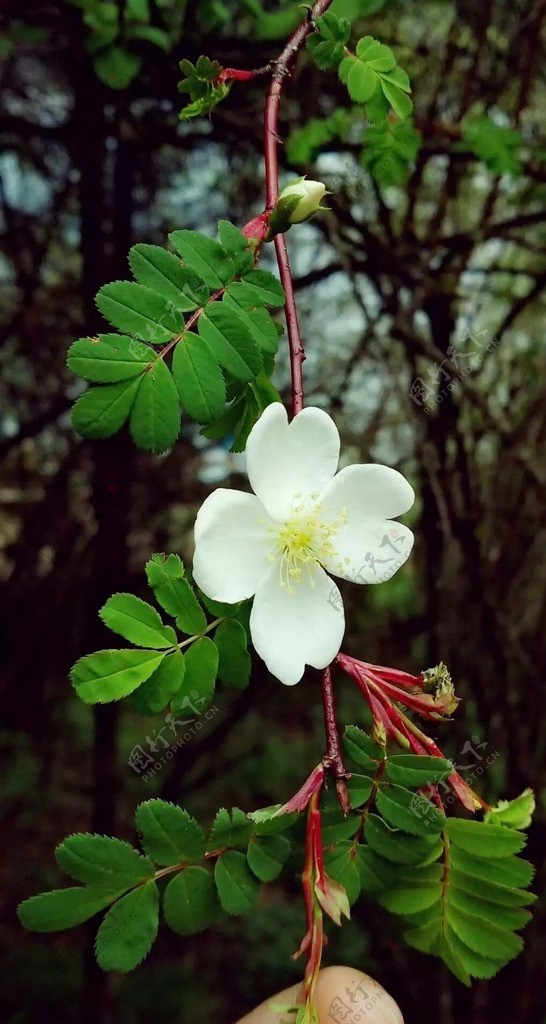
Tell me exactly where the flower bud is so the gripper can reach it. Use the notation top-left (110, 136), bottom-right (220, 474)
top-left (266, 177), bottom-right (328, 237)
top-left (315, 872), bottom-right (350, 925)
top-left (278, 177), bottom-right (327, 223)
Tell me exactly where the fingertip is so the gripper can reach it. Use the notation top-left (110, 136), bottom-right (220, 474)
top-left (314, 966), bottom-right (404, 1024)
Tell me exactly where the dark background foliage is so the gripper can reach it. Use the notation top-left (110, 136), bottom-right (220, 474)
top-left (1, 1), bottom-right (546, 1022)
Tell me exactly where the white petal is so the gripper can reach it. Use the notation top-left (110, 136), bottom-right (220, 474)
top-left (245, 404), bottom-right (340, 520)
top-left (318, 464), bottom-right (415, 584)
top-left (321, 520), bottom-right (414, 583)
top-left (193, 489), bottom-right (274, 602)
top-left (250, 565), bottom-right (345, 685)
top-left (320, 464), bottom-right (415, 520)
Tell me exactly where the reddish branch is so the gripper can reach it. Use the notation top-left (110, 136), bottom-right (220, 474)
top-left (263, 0), bottom-right (335, 417)
top-left (321, 666), bottom-right (350, 814)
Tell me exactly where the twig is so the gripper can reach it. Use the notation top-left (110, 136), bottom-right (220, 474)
top-left (263, 0), bottom-right (334, 415)
top-left (321, 666), bottom-right (350, 815)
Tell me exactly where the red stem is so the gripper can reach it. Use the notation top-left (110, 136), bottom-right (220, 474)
top-left (220, 64), bottom-right (272, 82)
top-left (321, 666), bottom-right (350, 814)
top-left (263, 0), bottom-right (335, 416)
top-left (273, 233), bottom-right (305, 415)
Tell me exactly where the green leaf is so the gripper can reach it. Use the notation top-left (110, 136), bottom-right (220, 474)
top-left (217, 221), bottom-right (253, 274)
top-left (378, 875), bottom-right (441, 915)
top-left (362, 120), bottom-right (422, 186)
top-left (457, 116), bottom-right (523, 175)
top-left (385, 754), bottom-right (452, 787)
top-left (339, 38), bottom-right (412, 120)
top-left (129, 244), bottom-right (209, 310)
top-left (242, 0), bottom-right (299, 40)
top-left (247, 806), bottom-right (298, 836)
top-left (198, 304), bottom-right (263, 381)
top-left (145, 554), bottom-right (207, 633)
top-left (200, 401), bottom-right (242, 444)
top-left (135, 799), bottom-right (205, 864)
top-left (169, 230), bottom-right (235, 290)
top-left (484, 789), bottom-right (535, 830)
top-left (223, 287), bottom-right (279, 355)
top-left (214, 619), bottom-right (251, 689)
top-left (129, 358), bottom-right (181, 453)
top-left (229, 388), bottom-right (262, 452)
top-left (146, 553), bottom-right (185, 594)
top-left (364, 814), bottom-right (440, 865)
top-left (320, 811), bottom-right (361, 845)
top-left (449, 862), bottom-right (536, 908)
top-left (171, 636), bottom-right (218, 713)
top-left (382, 820), bottom-right (535, 982)
top-left (72, 378), bottom-right (141, 439)
top-left (131, 651), bottom-right (184, 715)
top-left (380, 79), bottom-right (413, 120)
top-left (360, 0), bottom-right (386, 12)
top-left (443, 927), bottom-right (507, 982)
top-left (247, 834), bottom-right (291, 882)
top-left (94, 47), bottom-right (142, 89)
top-left (253, 374), bottom-right (283, 413)
top-left (287, 110), bottom-right (349, 165)
top-left (68, 334), bottom-right (153, 383)
top-left (449, 847), bottom-right (535, 890)
top-left (240, 269), bottom-right (284, 306)
top-left (179, 86), bottom-right (230, 121)
top-left (446, 902), bottom-right (523, 963)
top-left (95, 881), bottom-right (160, 972)
top-left (404, 918), bottom-right (444, 952)
top-left (344, 725), bottom-right (385, 770)
top-left (322, 844), bottom-right (361, 906)
top-left (56, 835), bottom-right (154, 887)
top-left (215, 850), bottom-right (260, 915)
top-left (208, 807), bottom-right (253, 850)
top-left (163, 867), bottom-right (217, 935)
top-left (71, 649), bottom-right (166, 704)
top-left (323, 842), bottom-right (361, 905)
top-left (365, 84), bottom-right (391, 123)
top-left (339, 54), bottom-right (377, 102)
top-left (354, 845), bottom-right (397, 892)
top-left (376, 784), bottom-right (445, 836)
top-left (172, 334), bottom-right (226, 423)
top-left (307, 35), bottom-right (346, 69)
top-left (446, 819), bottom-right (527, 858)
top-left (314, 10), bottom-right (351, 42)
top-left (195, 54), bottom-right (220, 81)
top-left (379, 65), bottom-right (411, 93)
top-left (18, 888), bottom-right (125, 932)
top-left (126, 24), bottom-right (171, 50)
top-left (99, 593), bottom-right (177, 648)
top-left (96, 281), bottom-right (184, 343)
top-left (356, 36), bottom-right (396, 71)
top-left (217, 219), bottom-right (249, 254)
top-left (125, 0), bottom-right (150, 22)
top-left (321, 774), bottom-right (373, 814)
top-left (448, 885), bottom-right (531, 933)
top-left (346, 774), bottom-right (375, 808)
top-left (198, 592), bottom-right (241, 618)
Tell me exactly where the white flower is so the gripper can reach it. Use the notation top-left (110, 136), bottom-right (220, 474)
top-left (278, 177), bottom-right (327, 224)
top-left (193, 404), bottom-right (414, 686)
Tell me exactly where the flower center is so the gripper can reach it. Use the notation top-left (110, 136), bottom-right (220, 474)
top-left (267, 496), bottom-right (347, 593)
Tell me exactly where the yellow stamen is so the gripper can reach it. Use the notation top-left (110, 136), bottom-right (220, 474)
top-left (267, 499), bottom-right (343, 593)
